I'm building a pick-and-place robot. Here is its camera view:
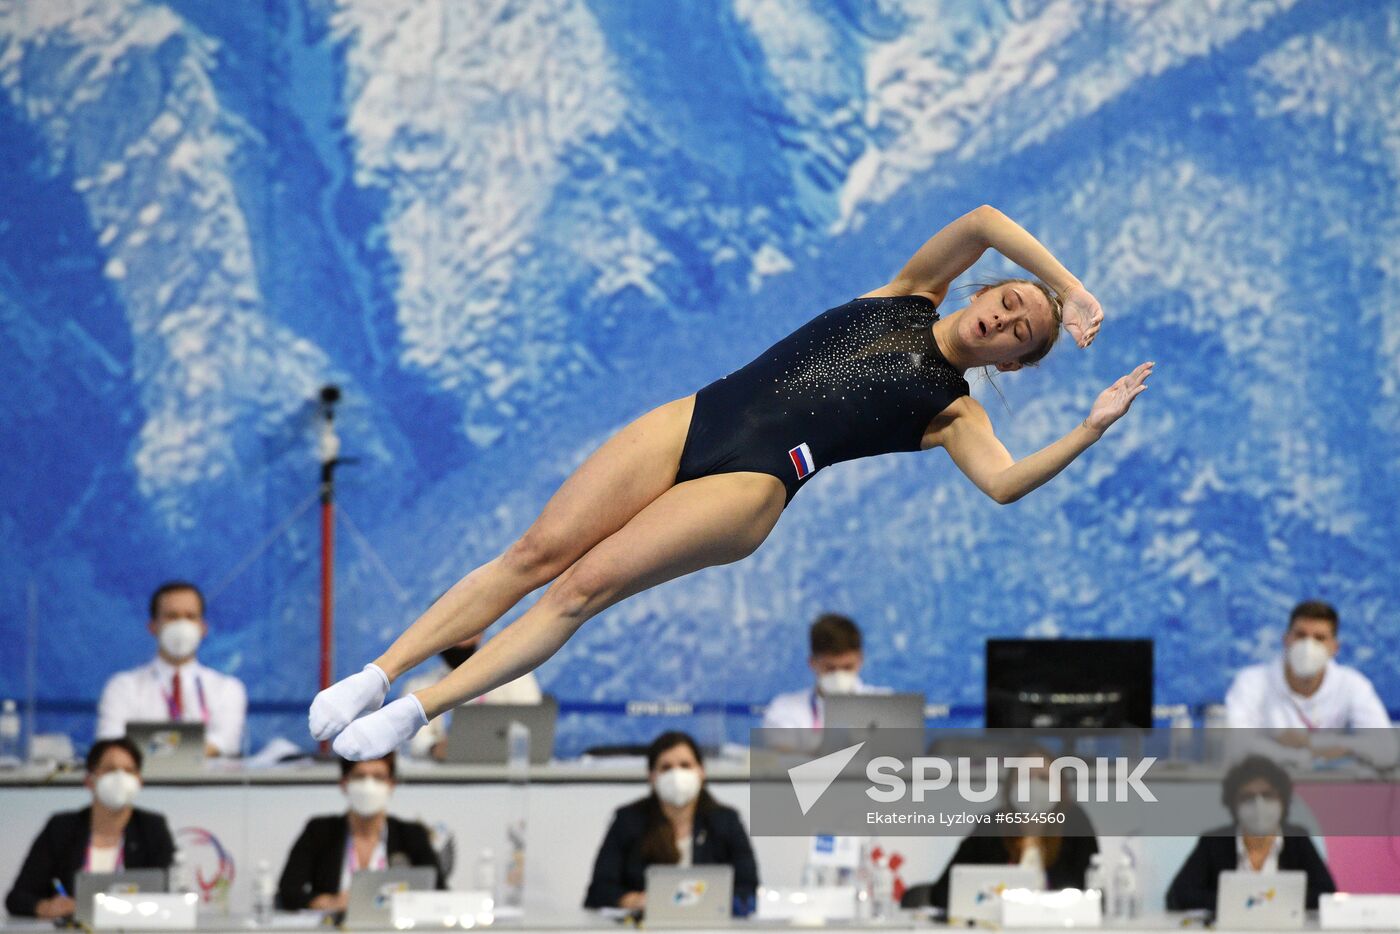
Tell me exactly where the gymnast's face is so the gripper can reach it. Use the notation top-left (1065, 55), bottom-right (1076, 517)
top-left (960, 283), bottom-right (1058, 371)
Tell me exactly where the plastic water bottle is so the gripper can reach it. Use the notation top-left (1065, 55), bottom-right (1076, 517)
top-left (474, 847), bottom-right (497, 900)
top-left (506, 721), bottom-right (531, 780)
top-left (853, 840), bottom-right (874, 920)
top-left (0, 699), bottom-right (21, 766)
top-left (1111, 850), bottom-right (1139, 920)
top-left (1084, 853), bottom-right (1111, 916)
top-left (870, 849), bottom-right (894, 920)
top-left (1169, 709), bottom-right (1195, 762)
top-left (252, 860), bottom-right (275, 925)
top-left (169, 849), bottom-right (196, 899)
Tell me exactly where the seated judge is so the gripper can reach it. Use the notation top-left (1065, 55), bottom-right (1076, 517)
top-left (763, 613), bottom-right (887, 731)
top-left (584, 731), bottom-right (758, 914)
top-left (1225, 600), bottom-right (1395, 767)
top-left (1166, 755), bottom-right (1335, 911)
top-left (276, 753), bottom-right (443, 912)
top-left (6, 738), bottom-right (174, 919)
top-left (96, 581), bottom-right (248, 757)
top-left (903, 751), bottom-right (1098, 911)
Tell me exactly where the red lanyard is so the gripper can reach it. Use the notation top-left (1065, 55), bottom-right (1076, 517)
top-left (159, 670), bottom-right (209, 723)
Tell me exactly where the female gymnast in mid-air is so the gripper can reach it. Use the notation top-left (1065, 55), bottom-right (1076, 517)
top-left (312, 204), bottom-right (1153, 759)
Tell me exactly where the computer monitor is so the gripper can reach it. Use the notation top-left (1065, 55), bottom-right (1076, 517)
top-left (985, 638), bottom-right (1153, 728)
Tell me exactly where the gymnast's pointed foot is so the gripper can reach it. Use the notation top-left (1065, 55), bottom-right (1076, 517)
top-left (308, 663), bottom-right (391, 741)
top-left (332, 695), bottom-right (429, 761)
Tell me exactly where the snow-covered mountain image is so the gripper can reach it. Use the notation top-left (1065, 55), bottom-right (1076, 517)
top-left (2, 0), bottom-right (1397, 754)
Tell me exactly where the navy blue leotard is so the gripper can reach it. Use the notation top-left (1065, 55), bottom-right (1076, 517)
top-left (675, 294), bottom-right (971, 503)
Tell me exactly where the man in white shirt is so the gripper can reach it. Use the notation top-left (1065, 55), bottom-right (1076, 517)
top-left (96, 582), bottom-right (248, 757)
top-left (398, 633), bottom-right (542, 759)
top-left (762, 613), bottom-right (886, 731)
top-left (1225, 599), bottom-right (1395, 766)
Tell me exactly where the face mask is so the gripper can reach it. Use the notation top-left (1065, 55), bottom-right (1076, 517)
top-left (345, 777), bottom-right (393, 817)
top-left (1236, 795), bottom-right (1283, 835)
top-left (1012, 777), bottom-right (1058, 814)
top-left (1287, 638), bottom-right (1330, 679)
top-left (95, 771), bottom-right (141, 810)
top-left (440, 644), bottom-right (476, 669)
top-left (159, 619), bottom-right (203, 660)
top-left (818, 670), bottom-right (859, 695)
top-left (654, 767), bottom-right (702, 808)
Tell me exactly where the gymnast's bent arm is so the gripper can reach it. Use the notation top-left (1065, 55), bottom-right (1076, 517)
top-left (929, 362), bottom-right (1153, 504)
top-left (865, 204), bottom-right (1102, 347)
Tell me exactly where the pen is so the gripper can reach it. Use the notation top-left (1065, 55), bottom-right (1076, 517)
top-left (51, 877), bottom-right (69, 898)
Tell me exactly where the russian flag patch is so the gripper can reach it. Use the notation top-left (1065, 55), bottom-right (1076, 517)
top-left (788, 442), bottom-right (816, 480)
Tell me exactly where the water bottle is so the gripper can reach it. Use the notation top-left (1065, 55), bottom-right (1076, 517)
top-left (0, 699), bottom-right (21, 765)
top-left (1084, 853), bottom-right (1110, 917)
top-left (506, 721), bottom-right (531, 780)
top-left (1169, 708), bottom-right (1195, 762)
top-left (1110, 850), bottom-right (1139, 920)
top-left (1203, 704), bottom-right (1229, 764)
top-left (169, 849), bottom-right (195, 899)
top-left (870, 850), bottom-right (894, 920)
top-left (474, 847), bottom-right (497, 900)
top-left (853, 840), bottom-right (873, 920)
top-left (252, 860), bottom-right (275, 925)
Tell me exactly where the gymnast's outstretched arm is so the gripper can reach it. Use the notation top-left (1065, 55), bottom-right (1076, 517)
top-left (929, 361), bottom-right (1154, 504)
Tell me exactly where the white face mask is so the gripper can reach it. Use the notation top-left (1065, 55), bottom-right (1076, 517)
top-left (1286, 638), bottom-right (1330, 679)
top-left (95, 771), bottom-right (142, 810)
top-left (818, 670), bottom-right (859, 696)
top-left (1236, 795), bottom-right (1283, 835)
top-left (654, 767), bottom-right (702, 808)
top-left (345, 777), bottom-right (393, 817)
top-left (1012, 777), bottom-right (1058, 814)
top-left (158, 619), bottom-right (203, 660)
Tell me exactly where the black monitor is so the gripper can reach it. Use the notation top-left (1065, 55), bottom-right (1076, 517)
top-left (985, 638), bottom-right (1153, 729)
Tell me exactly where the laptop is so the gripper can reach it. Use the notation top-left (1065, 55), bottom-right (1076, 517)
top-left (125, 721), bottom-right (206, 774)
top-left (823, 693), bottom-right (925, 757)
top-left (644, 865), bottom-right (734, 929)
top-left (442, 698), bottom-right (558, 765)
top-left (824, 693), bottom-right (925, 730)
top-left (947, 865), bottom-right (1043, 924)
top-left (74, 869), bottom-right (167, 926)
top-left (1215, 870), bottom-right (1306, 930)
top-left (343, 866), bottom-right (438, 929)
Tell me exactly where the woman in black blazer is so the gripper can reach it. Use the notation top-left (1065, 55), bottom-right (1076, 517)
top-left (584, 732), bottom-right (758, 915)
top-left (1167, 755), bottom-right (1335, 911)
top-left (276, 753), bottom-right (443, 912)
top-left (6, 738), bottom-right (174, 919)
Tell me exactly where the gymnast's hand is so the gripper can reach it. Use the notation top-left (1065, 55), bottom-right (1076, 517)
top-left (1060, 285), bottom-right (1103, 348)
top-left (1084, 362), bottom-right (1153, 433)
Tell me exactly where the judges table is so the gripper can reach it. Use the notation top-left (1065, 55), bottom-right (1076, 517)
top-left (0, 759), bottom-right (1389, 923)
top-left (0, 914), bottom-right (1386, 933)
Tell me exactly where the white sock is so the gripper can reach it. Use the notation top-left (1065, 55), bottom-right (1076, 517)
top-left (308, 663), bottom-right (390, 741)
top-left (332, 695), bottom-right (428, 761)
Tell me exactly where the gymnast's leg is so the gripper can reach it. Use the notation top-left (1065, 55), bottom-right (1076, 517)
top-left (309, 396), bottom-right (696, 741)
top-left (333, 471), bottom-right (786, 759)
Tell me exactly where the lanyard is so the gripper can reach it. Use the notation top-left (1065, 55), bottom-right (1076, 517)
top-left (157, 668), bottom-right (210, 723)
top-left (1288, 696), bottom-right (1320, 731)
top-left (810, 690), bottom-right (823, 730)
top-left (84, 840), bottom-right (126, 872)
top-left (340, 824), bottom-right (389, 892)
